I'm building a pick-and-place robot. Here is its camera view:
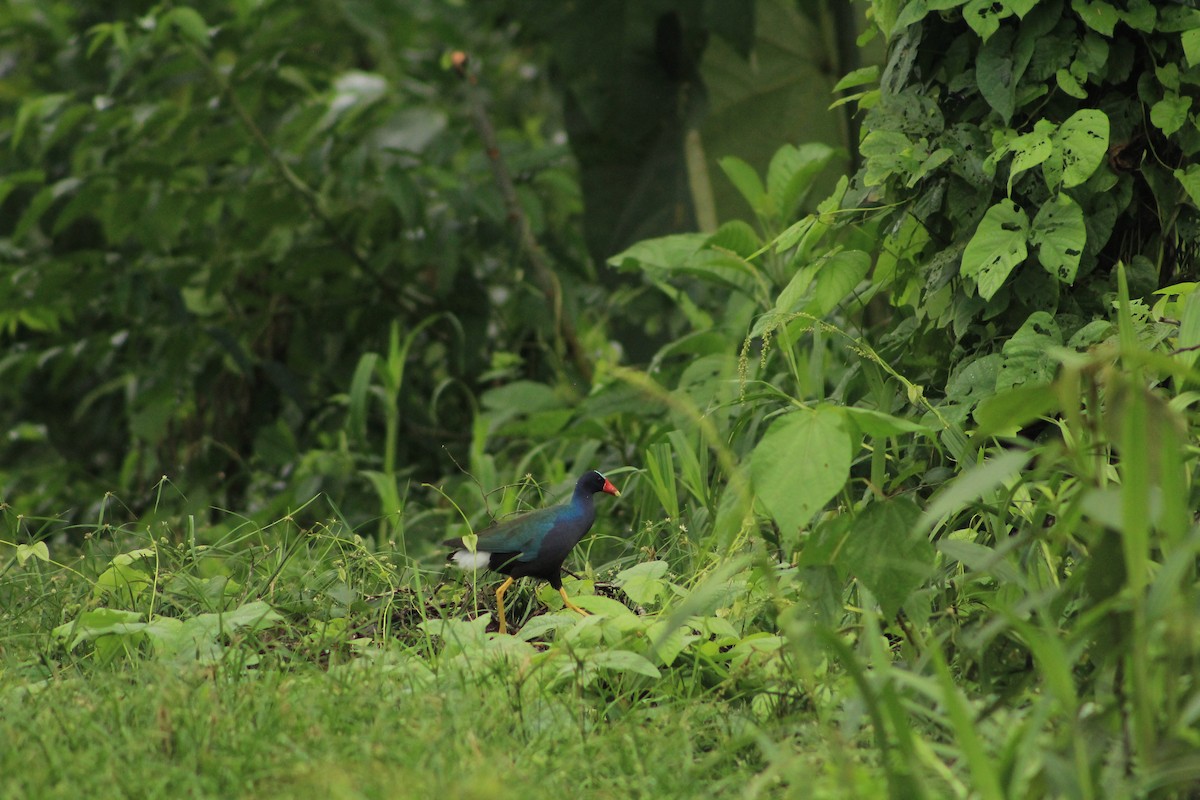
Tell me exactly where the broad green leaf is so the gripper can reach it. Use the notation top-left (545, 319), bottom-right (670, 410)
top-left (1118, 0), bottom-right (1155, 32)
top-left (964, 0), bottom-right (1013, 41)
top-left (646, 620), bottom-right (700, 667)
top-left (607, 233), bottom-right (707, 273)
top-left (1150, 94), bottom-right (1192, 136)
top-left (838, 497), bottom-right (932, 619)
top-left (809, 250), bottom-right (871, 316)
top-left (833, 65), bottom-right (881, 91)
top-left (840, 407), bottom-right (933, 438)
top-left (52, 608), bottom-right (145, 650)
top-left (94, 551), bottom-right (156, 602)
top-left (723, 632), bottom-right (785, 668)
top-left (676, 249), bottom-right (761, 296)
top-left (1178, 291), bottom-right (1200, 370)
top-left (861, 130), bottom-right (922, 186)
top-left (765, 143), bottom-right (838, 220)
top-left (163, 7), bottom-right (210, 47)
top-left (998, 311), bottom-right (1062, 391)
top-left (1030, 193), bottom-right (1085, 284)
top-left (976, 28), bottom-right (1017, 123)
top-left (1006, 120), bottom-right (1056, 195)
top-left (706, 220), bottom-right (761, 258)
top-left (947, 354), bottom-right (1003, 404)
top-left (569, 594), bottom-right (636, 617)
top-left (973, 382), bottom-right (1059, 437)
top-left (961, 199), bottom-right (1029, 300)
top-left (587, 649), bottom-right (661, 679)
top-left (1072, 0), bottom-right (1120, 36)
top-left (1055, 68), bottom-right (1087, 99)
top-left (718, 156), bottom-right (766, 213)
top-left (751, 406), bottom-right (853, 533)
top-left (1177, 165), bottom-right (1200, 207)
top-left (1044, 109), bottom-right (1109, 189)
top-left (16, 542), bottom-right (50, 566)
top-left (481, 380), bottom-right (564, 413)
top-left (615, 560), bottom-right (671, 606)
top-left (774, 215), bottom-right (818, 253)
top-left (1184, 29), bottom-right (1200, 68)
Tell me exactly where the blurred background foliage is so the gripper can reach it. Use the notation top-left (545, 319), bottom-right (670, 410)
top-left (0, 0), bottom-right (862, 526)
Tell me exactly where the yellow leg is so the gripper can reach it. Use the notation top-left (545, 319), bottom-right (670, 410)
top-left (495, 576), bottom-right (515, 635)
top-left (559, 587), bottom-right (590, 617)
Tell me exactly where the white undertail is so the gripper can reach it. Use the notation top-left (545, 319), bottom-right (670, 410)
top-left (451, 549), bottom-right (491, 571)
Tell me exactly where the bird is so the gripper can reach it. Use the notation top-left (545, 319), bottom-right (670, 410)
top-left (444, 470), bottom-right (621, 634)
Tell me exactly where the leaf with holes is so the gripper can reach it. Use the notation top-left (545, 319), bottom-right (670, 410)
top-left (1007, 120), bottom-right (1056, 195)
top-left (961, 199), bottom-right (1029, 300)
top-left (997, 311), bottom-right (1062, 393)
top-left (1044, 109), bottom-right (1109, 189)
top-left (1031, 193), bottom-right (1085, 284)
top-left (964, 0), bottom-right (1014, 41)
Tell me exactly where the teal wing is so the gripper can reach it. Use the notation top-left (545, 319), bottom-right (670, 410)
top-left (468, 506), bottom-right (563, 562)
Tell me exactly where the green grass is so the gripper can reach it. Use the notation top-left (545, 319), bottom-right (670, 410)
top-left (0, 514), bottom-right (876, 800)
top-left (1, 663), bottom-right (763, 800)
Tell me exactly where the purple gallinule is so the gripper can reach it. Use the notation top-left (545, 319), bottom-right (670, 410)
top-left (444, 470), bottom-right (621, 634)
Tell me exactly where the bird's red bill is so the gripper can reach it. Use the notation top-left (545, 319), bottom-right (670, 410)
top-left (602, 479), bottom-right (620, 497)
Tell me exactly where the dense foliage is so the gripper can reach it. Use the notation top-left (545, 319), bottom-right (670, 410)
top-left (4, 1), bottom-right (1200, 798)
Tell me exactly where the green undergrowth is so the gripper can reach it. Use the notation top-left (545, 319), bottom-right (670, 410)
top-left (0, 510), bottom-right (877, 800)
top-left (1, 664), bottom-right (802, 800)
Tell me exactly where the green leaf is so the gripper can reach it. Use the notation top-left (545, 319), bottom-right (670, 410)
top-left (973, 383), bottom-right (1059, 437)
top-left (947, 354), bottom-right (1003, 404)
top-left (718, 156), bottom-right (766, 214)
top-left (615, 560), bottom-right (671, 606)
top-left (961, 199), bottom-right (1030, 301)
top-left (645, 620), bottom-right (700, 667)
top-left (840, 407), bottom-right (933, 438)
top-left (347, 352), bottom-right (378, 443)
top-left (976, 28), bottom-right (1017, 123)
top-left (1177, 165), bottom-right (1200, 207)
top-left (1044, 108), bottom-right (1109, 189)
top-left (1006, 120), bottom-right (1056, 195)
top-left (163, 7), bottom-right (211, 48)
top-left (765, 143), bottom-right (838, 220)
top-left (833, 66), bottom-right (881, 91)
top-left (964, 0), bottom-right (1013, 41)
top-left (587, 649), bottom-right (661, 679)
top-left (52, 608), bottom-right (146, 651)
top-left (1072, 0), bottom-right (1120, 36)
top-left (809, 250), bottom-right (871, 316)
top-left (838, 497), bottom-right (932, 619)
top-left (938, 538), bottom-right (1026, 588)
top-left (607, 233), bottom-right (708, 273)
top-left (16, 542), bottom-right (50, 566)
top-left (569, 594), bottom-right (636, 617)
top-left (1030, 193), bottom-right (1085, 284)
top-left (917, 449), bottom-right (1035, 533)
top-left (706, 220), bottom-right (761, 258)
top-left (1150, 94), bottom-right (1193, 136)
top-left (1184, 29), bottom-right (1200, 68)
top-left (1055, 68), bottom-right (1087, 99)
top-left (751, 406), bottom-right (853, 533)
top-left (998, 311), bottom-right (1062, 391)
